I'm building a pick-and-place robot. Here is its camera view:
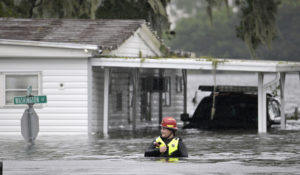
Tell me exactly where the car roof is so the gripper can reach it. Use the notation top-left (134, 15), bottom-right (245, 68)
top-left (199, 85), bottom-right (258, 94)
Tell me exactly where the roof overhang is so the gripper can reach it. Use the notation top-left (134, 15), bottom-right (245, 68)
top-left (91, 57), bottom-right (300, 73)
top-left (0, 39), bottom-right (99, 58)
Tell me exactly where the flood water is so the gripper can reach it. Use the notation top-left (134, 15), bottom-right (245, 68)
top-left (1, 121), bottom-right (300, 175)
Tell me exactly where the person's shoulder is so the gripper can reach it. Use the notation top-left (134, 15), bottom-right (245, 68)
top-left (175, 137), bottom-right (183, 141)
top-left (176, 137), bottom-right (187, 144)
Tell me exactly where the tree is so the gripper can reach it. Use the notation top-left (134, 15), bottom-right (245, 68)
top-left (0, 0), bottom-right (99, 18)
top-left (256, 0), bottom-right (300, 61)
top-left (166, 7), bottom-right (249, 59)
top-left (95, 0), bottom-right (170, 37)
top-left (167, 0), bottom-right (300, 60)
top-left (0, 0), bottom-right (170, 37)
top-left (234, 0), bottom-right (280, 57)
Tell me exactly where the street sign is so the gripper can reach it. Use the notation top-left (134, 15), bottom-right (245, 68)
top-left (15, 86), bottom-right (44, 143)
top-left (14, 96), bottom-right (47, 104)
top-left (21, 108), bottom-right (39, 143)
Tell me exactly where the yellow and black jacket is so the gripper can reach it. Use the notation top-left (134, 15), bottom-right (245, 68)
top-left (144, 136), bottom-right (188, 157)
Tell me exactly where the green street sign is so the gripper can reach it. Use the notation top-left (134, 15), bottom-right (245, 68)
top-left (14, 96), bottom-right (47, 104)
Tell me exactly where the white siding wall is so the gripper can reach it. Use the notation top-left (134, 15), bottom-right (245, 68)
top-left (162, 70), bottom-right (184, 120)
top-left (109, 68), bottom-right (131, 129)
top-left (108, 28), bottom-right (160, 57)
top-left (0, 58), bottom-right (88, 134)
top-left (90, 68), bottom-right (131, 133)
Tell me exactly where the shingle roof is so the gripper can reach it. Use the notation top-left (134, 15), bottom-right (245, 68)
top-left (0, 18), bottom-right (145, 50)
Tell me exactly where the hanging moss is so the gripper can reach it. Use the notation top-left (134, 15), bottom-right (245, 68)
top-left (236, 0), bottom-right (280, 58)
top-left (206, 0), bottom-right (281, 58)
top-left (0, 0), bottom-right (170, 39)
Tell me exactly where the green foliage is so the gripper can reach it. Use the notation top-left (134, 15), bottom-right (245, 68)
top-left (96, 0), bottom-right (148, 19)
top-left (236, 0), bottom-right (280, 58)
top-left (31, 0), bottom-right (95, 19)
top-left (95, 0), bottom-right (170, 37)
top-left (205, 0), bottom-right (280, 58)
top-left (167, 0), bottom-right (300, 60)
top-left (288, 107), bottom-right (300, 120)
top-left (206, 0), bottom-right (229, 24)
top-left (0, 0), bottom-right (96, 18)
top-left (0, 0), bottom-right (18, 17)
top-left (256, 0), bottom-right (300, 61)
top-left (165, 7), bottom-right (249, 58)
top-left (0, 0), bottom-right (170, 37)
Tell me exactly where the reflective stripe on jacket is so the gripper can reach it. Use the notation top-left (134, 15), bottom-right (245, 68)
top-left (155, 136), bottom-right (179, 156)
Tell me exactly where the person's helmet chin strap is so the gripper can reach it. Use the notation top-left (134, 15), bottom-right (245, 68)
top-left (166, 128), bottom-right (175, 139)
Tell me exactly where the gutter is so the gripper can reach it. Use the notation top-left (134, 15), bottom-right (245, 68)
top-left (0, 39), bottom-right (102, 58)
top-left (0, 39), bottom-right (99, 51)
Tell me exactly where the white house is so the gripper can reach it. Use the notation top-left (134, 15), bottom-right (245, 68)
top-left (0, 18), bottom-right (186, 136)
top-left (1, 18), bottom-right (300, 136)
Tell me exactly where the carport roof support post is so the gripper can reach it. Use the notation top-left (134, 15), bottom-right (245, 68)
top-left (103, 68), bottom-right (110, 138)
top-left (280, 72), bottom-right (286, 129)
top-left (258, 72), bottom-right (267, 133)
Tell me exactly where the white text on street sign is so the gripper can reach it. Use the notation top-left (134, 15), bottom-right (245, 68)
top-left (14, 96), bottom-right (47, 104)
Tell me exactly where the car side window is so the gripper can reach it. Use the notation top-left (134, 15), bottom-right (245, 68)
top-left (272, 100), bottom-right (281, 116)
top-left (268, 100), bottom-right (281, 120)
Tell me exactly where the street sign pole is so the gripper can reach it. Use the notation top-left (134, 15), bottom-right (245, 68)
top-left (0, 161), bottom-right (2, 175)
top-left (15, 86), bottom-right (46, 144)
top-left (27, 104), bottom-right (33, 143)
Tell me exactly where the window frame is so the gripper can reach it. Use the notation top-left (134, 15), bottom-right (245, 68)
top-left (1, 72), bottom-right (42, 108)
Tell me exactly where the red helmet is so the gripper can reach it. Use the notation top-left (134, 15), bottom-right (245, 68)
top-left (161, 117), bottom-right (177, 130)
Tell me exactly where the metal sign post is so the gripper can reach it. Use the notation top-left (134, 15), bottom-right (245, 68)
top-left (0, 161), bottom-right (2, 175)
top-left (14, 86), bottom-right (47, 144)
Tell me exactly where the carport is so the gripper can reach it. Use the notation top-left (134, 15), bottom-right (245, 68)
top-left (90, 57), bottom-right (300, 135)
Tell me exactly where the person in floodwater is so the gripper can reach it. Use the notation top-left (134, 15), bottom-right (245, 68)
top-left (144, 116), bottom-right (188, 158)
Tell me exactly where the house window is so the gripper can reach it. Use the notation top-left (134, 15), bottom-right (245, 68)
top-left (3, 73), bottom-right (40, 106)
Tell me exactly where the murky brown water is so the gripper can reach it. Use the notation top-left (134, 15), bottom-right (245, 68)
top-left (1, 122), bottom-right (300, 175)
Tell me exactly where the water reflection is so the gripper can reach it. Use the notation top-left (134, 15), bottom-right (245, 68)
top-left (1, 123), bottom-right (300, 174)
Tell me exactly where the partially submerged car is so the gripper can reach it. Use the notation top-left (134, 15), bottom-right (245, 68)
top-left (181, 85), bottom-right (281, 130)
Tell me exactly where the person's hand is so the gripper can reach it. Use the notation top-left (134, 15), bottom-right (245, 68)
top-left (160, 146), bottom-right (167, 153)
